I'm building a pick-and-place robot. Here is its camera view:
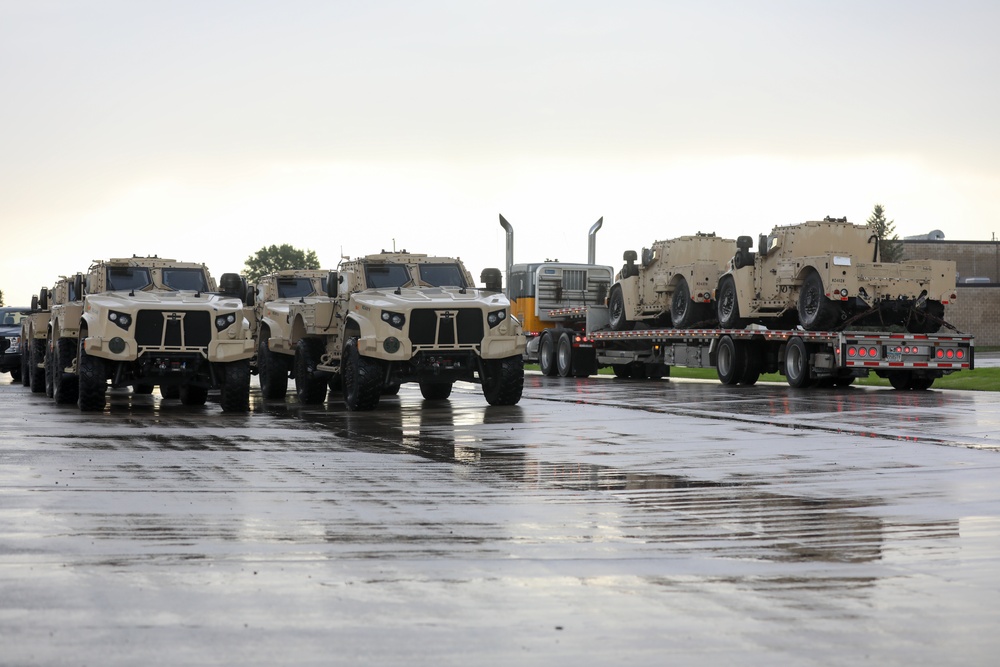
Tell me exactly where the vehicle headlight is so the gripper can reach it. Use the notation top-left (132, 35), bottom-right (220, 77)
top-left (7, 336), bottom-right (20, 352)
top-left (487, 309), bottom-right (507, 328)
top-left (381, 310), bottom-right (406, 330)
top-left (108, 311), bottom-right (132, 330)
top-left (215, 313), bottom-right (237, 331)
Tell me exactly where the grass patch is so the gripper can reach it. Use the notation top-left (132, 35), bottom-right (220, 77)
top-left (529, 364), bottom-right (1000, 390)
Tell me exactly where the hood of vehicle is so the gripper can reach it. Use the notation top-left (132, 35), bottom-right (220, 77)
top-left (0, 325), bottom-right (19, 338)
top-left (86, 291), bottom-right (245, 311)
top-left (352, 287), bottom-right (510, 309)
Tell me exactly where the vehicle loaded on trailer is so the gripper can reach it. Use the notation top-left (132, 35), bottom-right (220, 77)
top-left (47, 256), bottom-right (254, 412)
top-left (523, 215), bottom-right (971, 390)
top-left (499, 214), bottom-right (614, 378)
top-left (281, 250), bottom-right (525, 410)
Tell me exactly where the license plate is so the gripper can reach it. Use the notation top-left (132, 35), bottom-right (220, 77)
top-left (886, 351), bottom-right (902, 362)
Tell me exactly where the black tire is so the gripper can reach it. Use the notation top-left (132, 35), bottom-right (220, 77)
top-left (220, 359), bottom-right (251, 412)
top-left (906, 301), bottom-right (944, 334)
top-left (482, 355), bottom-right (524, 406)
top-left (160, 384), bottom-right (180, 399)
top-left (740, 341), bottom-right (763, 386)
top-left (77, 339), bottom-right (107, 411)
top-left (179, 384), bottom-right (209, 406)
top-left (716, 276), bottom-right (747, 329)
top-left (784, 337), bottom-right (813, 388)
top-left (797, 271), bottom-right (841, 331)
top-left (716, 335), bottom-right (744, 385)
top-left (258, 334), bottom-right (290, 400)
top-left (608, 286), bottom-right (633, 331)
top-left (833, 376), bottom-right (855, 388)
top-left (630, 363), bottom-right (647, 379)
top-left (12, 366), bottom-right (23, 383)
top-left (538, 332), bottom-right (558, 377)
top-left (343, 337), bottom-right (382, 410)
top-left (669, 278), bottom-right (698, 329)
top-left (18, 348), bottom-right (29, 385)
top-left (556, 332), bottom-right (574, 378)
top-left (44, 339), bottom-right (55, 398)
top-left (133, 383), bottom-right (155, 395)
top-left (52, 338), bottom-right (79, 405)
top-left (419, 381), bottom-right (453, 401)
top-left (612, 364), bottom-right (632, 378)
top-left (910, 375), bottom-right (934, 391)
top-left (294, 338), bottom-right (328, 405)
top-left (328, 372), bottom-right (343, 393)
top-left (29, 339), bottom-right (46, 393)
top-left (381, 381), bottom-right (401, 396)
top-left (645, 363), bottom-right (670, 380)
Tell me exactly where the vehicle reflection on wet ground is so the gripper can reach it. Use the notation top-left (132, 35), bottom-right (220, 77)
top-left (1, 374), bottom-right (999, 665)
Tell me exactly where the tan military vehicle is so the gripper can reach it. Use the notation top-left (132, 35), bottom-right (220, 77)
top-left (20, 284), bottom-right (65, 393)
top-left (248, 269), bottom-right (330, 399)
top-left (50, 257), bottom-right (255, 412)
top-left (608, 232), bottom-right (736, 330)
top-left (716, 217), bottom-right (958, 332)
top-left (284, 251), bottom-right (525, 411)
top-left (46, 273), bottom-right (86, 402)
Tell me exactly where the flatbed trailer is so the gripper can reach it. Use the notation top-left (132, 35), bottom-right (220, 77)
top-left (543, 306), bottom-right (974, 390)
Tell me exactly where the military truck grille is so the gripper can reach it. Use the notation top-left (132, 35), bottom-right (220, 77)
top-left (135, 311), bottom-right (212, 348)
top-left (409, 309), bottom-right (484, 346)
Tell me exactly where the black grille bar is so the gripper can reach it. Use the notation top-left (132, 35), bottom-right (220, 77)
top-left (135, 310), bottom-right (212, 348)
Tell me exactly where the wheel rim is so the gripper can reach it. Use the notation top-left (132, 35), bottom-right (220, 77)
top-left (610, 292), bottom-right (623, 323)
top-left (540, 337), bottom-right (553, 370)
top-left (787, 344), bottom-right (804, 381)
top-left (720, 282), bottom-right (735, 322)
top-left (557, 337), bottom-right (572, 374)
top-left (718, 343), bottom-right (733, 377)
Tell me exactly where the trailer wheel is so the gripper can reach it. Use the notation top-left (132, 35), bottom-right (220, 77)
top-left (716, 276), bottom-right (747, 329)
top-left (716, 335), bottom-right (743, 385)
top-left (343, 337), bottom-right (383, 410)
top-left (797, 271), bottom-right (840, 331)
top-left (784, 337), bottom-right (813, 388)
top-left (612, 364), bottom-right (631, 378)
top-left (910, 375), bottom-right (935, 390)
top-left (258, 333), bottom-right (290, 399)
top-left (645, 363), bottom-right (670, 380)
top-left (482, 355), bottom-right (524, 406)
top-left (538, 331), bottom-right (558, 376)
top-left (608, 286), bottom-right (633, 331)
top-left (556, 332), bottom-right (574, 377)
top-left (29, 338), bottom-right (46, 393)
top-left (77, 338), bottom-right (107, 412)
top-left (670, 278), bottom-right (700, 329)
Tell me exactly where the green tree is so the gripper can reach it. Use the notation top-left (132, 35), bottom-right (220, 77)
top-left (867, 204), bottom-right (904, 263)
top-left (244, 244), bottom-right (321, 283)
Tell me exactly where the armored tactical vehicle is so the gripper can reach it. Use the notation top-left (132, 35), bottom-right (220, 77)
top-left (20, 285), bottom-right (61, 392)
top-left (608, 232), bottom-right (735, 330)
top-left (283, 251), bottom-right (525, 410)
top-left (49, 257), bottom-right (254, 412)
top-left (248, 269), bottom-right (330, 399)
top-left (716, 217), bottom-right (957, 332)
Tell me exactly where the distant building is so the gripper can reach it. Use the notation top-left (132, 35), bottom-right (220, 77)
top-left (902, 236), bottom-right (1000, 345)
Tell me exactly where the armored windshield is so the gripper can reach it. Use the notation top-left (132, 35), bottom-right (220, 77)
top-left (107, 267), bottom-right (152, 292)
top-left (277, 277), bottom-right (317, 298)
top-left (162, 268), bottom-right (210, 291)
top-left (364, 263), bottom-right (411, 289)
top-left (418, 263), bottom-right (468, 288)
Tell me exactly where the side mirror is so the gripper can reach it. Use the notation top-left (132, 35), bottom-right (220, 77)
top-left (72, 274), bottom-right (83, 301)
top-left (327, 271), bottom-right (339, 298)
top-left (245, 285), bottom-right (256, 306)
top-left (480, 268), bottom-right (502, 293)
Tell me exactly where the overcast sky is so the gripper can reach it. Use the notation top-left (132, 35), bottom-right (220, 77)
top-left (2, 0), bottom-right (999, 304)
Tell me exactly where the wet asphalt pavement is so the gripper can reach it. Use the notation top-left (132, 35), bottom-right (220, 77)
top-left (2, 373), bottom-right (1000, 666)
